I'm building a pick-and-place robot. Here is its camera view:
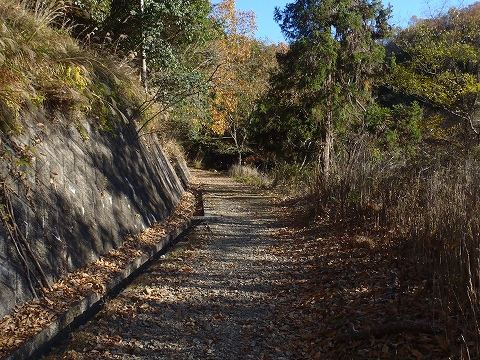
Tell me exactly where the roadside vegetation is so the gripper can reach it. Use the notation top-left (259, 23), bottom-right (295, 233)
top-left (224, 1), bottom-right (480, 356)
top-left (0, 0), bottom-right (144, 135)
top-left (2, 0), bottom-right (480, 357)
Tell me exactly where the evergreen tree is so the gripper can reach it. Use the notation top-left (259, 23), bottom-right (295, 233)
top-left (257, 0), bottom-right (391, 174)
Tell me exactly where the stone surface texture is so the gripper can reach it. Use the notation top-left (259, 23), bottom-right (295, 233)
top-left (0, 117), bottom-right (188, 318)
top-left (44, 170), bottom-right (295, 359)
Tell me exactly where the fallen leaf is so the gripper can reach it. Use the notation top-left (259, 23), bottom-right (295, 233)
top-left (411, 349), bottom-right (424, 359)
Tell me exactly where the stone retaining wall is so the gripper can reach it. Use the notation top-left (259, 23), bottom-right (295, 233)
top-left (0, 115), bottom-right (188, 317)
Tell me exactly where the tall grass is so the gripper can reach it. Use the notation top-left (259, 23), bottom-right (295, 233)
top-left (309, 140), bottom-right (480, 356)
top-left (309, 136), bottom-right (408, 221)
top-left (22, 0), bottom-right (67, 28)
top-left (0, 0), bottom-right (142, 135)
top-left (394, 161), bottom-right (480, 356)
top-left (229, 164), bottom-right (273, 188)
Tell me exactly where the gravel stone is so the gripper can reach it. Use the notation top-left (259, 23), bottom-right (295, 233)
top-left (45, 170), bottom-right (293, 359)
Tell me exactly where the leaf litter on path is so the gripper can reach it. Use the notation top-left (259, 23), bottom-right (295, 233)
top-left (4, 170), bottom-right (452, 359)
top-left (268, 196), bottom-right (450, 359)
top-left (0, 189), bottom-right (195, 359)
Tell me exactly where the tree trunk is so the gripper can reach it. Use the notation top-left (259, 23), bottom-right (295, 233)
top-left (322, 113), bottom-right (334, 180)
top-left (140, 0), bottom-right (148, 92)
top-left (321, 73), bottom-right (335, 180)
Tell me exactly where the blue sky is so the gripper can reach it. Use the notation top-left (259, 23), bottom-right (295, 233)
top-left (211, 0), bottom-right (480, 43)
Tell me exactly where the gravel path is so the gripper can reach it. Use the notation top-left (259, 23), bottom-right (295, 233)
top-left (44, 170), bottom-right (293, 359)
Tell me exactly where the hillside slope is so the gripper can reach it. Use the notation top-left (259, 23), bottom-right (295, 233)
top-left (0, 0), bottom-right (188, 318)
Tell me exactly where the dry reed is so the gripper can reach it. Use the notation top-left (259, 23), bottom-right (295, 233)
top-left (309, 141), bottom-right (480, 356)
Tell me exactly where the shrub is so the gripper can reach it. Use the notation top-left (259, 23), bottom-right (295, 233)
top-left (229, 164), bottom-right (273, 188)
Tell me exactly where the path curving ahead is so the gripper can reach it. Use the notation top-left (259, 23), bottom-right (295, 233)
top-left (45, 169), bottom-right (294, 359)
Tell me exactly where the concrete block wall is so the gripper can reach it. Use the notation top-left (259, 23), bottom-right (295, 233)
top-left (0, 115), bottom-right (189, 317)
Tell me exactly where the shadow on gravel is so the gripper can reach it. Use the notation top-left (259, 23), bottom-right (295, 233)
top-left (44, 171), bottom-right (297, 359)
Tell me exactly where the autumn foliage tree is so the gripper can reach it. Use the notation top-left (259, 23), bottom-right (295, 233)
top-left (387, 3), bottom-right (480, 142)
top-left (209, 0), bottom-right (257, 138)
top-left (199, 0), bottom-right (277, 165)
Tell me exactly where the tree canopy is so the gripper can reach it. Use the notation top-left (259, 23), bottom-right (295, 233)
top-left (386, 3), bottom-right (480, 139)
top-left (253, 0), bottom-right (392, 173)
top-left (60, 0), bottom-right (480, 164)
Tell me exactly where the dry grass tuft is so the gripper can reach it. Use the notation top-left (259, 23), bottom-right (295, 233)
top-left (229, 164), bottom-right (273, 188)
top-left (0, 0), bottom-right (143, 135)
top-left (308, 141), bottom-right (480, 357)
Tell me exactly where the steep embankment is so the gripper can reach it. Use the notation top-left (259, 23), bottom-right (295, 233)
top-left (0, 116), bottom-right (189, 318)
top-left (0, 0), bottom-right (189, 320)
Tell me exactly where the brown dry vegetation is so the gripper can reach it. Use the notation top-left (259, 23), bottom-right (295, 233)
top-left (305, 146), bottom-right (480, 358)
top-left (268, 192), bottom-right (450, 359)
top-left (0, 0), bottom-right (142, 136)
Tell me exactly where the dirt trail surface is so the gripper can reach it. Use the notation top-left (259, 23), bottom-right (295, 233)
top-left (44, 169), bottom-right (293, 359)
top-left (43, 170), bottom-right (449, 360)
